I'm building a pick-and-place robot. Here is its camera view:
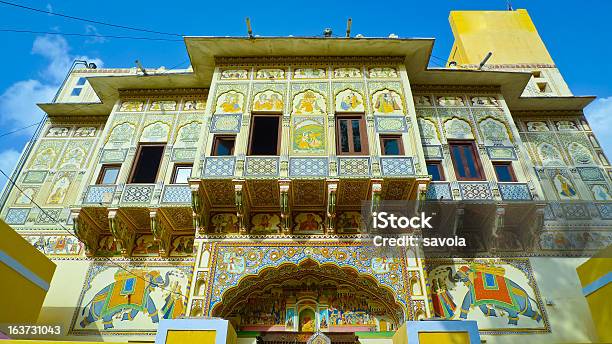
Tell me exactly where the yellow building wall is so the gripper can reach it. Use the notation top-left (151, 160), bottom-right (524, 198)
top-left (166, 330), bottom-right (216, 343)
top-left (576, 245), bottom-right (612, 343)
top-left (448, 9), bottom-right (554, 65)
top-left (0, 219), bottom-right (55, 324)
top-left (418, 332), bottom-right (470, 344)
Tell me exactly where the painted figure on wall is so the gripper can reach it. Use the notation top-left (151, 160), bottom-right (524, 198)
top-left (292, 118), bottom-right (325, 155)
top-left (98, 236), bottom-right (121, 256)
top-left (294, 68), bottom-right (326, 79)
top-left (47, 127), bottom-right (69, 137)
top-left (251, 213), bottom-right (281, 234)
top-left (444, 118), bottom-right (474, 139)
top-left (555, 120), bottom-right (578, 131)
top-left (568, 142), bottom-right (594, 165)
top-left (216, 91), bottom-right (243, 113)
top-left (526, 121), bottom-right (549, 132)
top-left (373, 89), bottom-right (402, 114)
top-left (336, 211), bottom-right (365, 233)
top-left (119, 101), bottom-right (144, 112)
top-left (414, 95), bottom-right (432, 106)
top-left (183, 100), bottom-right (206, 111)
top-left (335, 89), bottom-right (364, 112)
top-left (253, 90), bottom-right (284, 112)
top-left (293, 90), bottom-right (325, 115)
top-left (47, 176), bottom-right (70, 204)
top-left (591, 185), bottom-right (612, 201)
top-left (78, 269), bottom-right (187, 330)
top-left (537, 143), bottom-right (564, 166)
top-left (28, 235), bottom-right (82, 255)
top-left (553, 173), bottom-right (578, 199)
top-left (149, 100), bottom-right (177, 111)
top-left (256, 69), bottom-right (285, 79)
top-left (132, 235), bottom-right (159, 256)
top-left (368, 67), bottom-right (397, 78)
top-left (221, 69), bottom-right (248, 79)
top-left (334, 67), bottom-right (361, 78)
top-left (453, 264), bottom-right (542, 325)
top-left (211, 213), bottom-right (239, 233)
top-left (479, 118), bottom-right (511, 145)
top-left (75, 127), bottom-right (96, 137)
top-left (293, 213), bottom-right (323, 234)
top-left (437, 96), bottom-right (465, 107)
top-left (170, 236), bottom-right (195, 256)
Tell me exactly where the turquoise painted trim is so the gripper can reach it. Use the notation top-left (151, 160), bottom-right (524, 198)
top-left (405, 320), bottom-right (480, 344)
top-left (155, 318), bottom-right (231, 344)
top-left (582, 272), bottom-right (612, 296)
top-left (0, 249), bottom-right (49, 291)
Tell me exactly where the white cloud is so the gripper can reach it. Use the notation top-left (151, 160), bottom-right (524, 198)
top-left (85, 25), bottom-right (108, 44)
top-left (0, 80), bottom-right (54, 128)
top-left (0, 149), bottom-right (21, 189)
top-left (0, 34), bottom-right (103, 133)
top-left (584, 96), bottom-right (612, 158)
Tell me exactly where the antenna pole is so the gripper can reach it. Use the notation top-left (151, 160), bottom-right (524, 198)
top-left (246, 17), bottom-right (253, 38)
top-left (346, 18), bottom-right (352, 38)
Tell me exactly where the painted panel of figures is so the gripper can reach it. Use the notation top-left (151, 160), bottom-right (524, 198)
top-left (292, 117), bottom-right (326, 155)
top-left (210, 213), bottom-right (239, 234)
top-left (27, 235), bottom-right (83, 256)
top-left (70, 262), bottom-right (192, 334)
top-left (427, 259), bottom-right (548, 333)
top-left (292, 90), bottom-right (326, 115)
top-left (335, 89), bottom-right (364, 113)
top-left (215, 91), bottom-right (244, 114)
top-left (252, 90), bottom-right (284, 112)
top-left (293, 212), bottom-right (324, 234)
top-left (372, 89), bottom-right (403, 115)
top-left (250, 213), bottom-right (281, 234)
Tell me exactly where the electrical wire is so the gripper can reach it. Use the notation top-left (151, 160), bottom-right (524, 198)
top-left (0, 168), bottom-right (191, 300)
top-left (0, 0), bottom-right (184, 37)
top-left (0, 120), bottom-right (44, 139)
top-left (0, 29), bottom-right (183, 42)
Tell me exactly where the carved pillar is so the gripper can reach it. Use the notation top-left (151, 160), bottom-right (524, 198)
top-left (279, 180), bottom-right (291, 235)
top-left (190, 182), bottom-right (208, 234)
top-left (326, 180), bottom-right (338, 234)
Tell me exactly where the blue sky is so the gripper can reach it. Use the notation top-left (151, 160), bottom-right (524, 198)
top-left (1, 0), bottom-right (611, 186)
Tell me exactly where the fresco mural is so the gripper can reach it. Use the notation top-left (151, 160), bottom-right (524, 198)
top-left (250, 214), bottom-right (282, 234)
top-left (256, 68), bottom-right (285, 79)
top-left (335, 89), bottom-right (364, 112)
top-left (210, 213), bottom-right (239, 233)
top-left (132, 235), bottom-right (159, 256)
top-left (70, 262), bottom-right (192, 334)
top-left (252, 90), bottom-right (284, 112)
top-left (292, 117), bottom-right (326, 155)
top-left (27, 235), bottom-right (83, 256)
top-left (215, 91), bottom-right (244, 114)
top-left (293, 90), bottom-right (326, 115)
top-left (293, 212), bottom-right (324, 234)
top-left (294, 68), bottom-right (326, 79)
top-left (169, 236), bottom-right (195, 256)
top-left (426, 259), bottom-right (548, 334)
top-left (372, 89), bottom-right (403, 115)
top-left (336, 211), bottom-right (366, 233)
top-left (368, 67), bottom-right (397, 78)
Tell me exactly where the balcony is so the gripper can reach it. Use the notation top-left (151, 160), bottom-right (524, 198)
top-left (72, 182), bottom-right (194, 257)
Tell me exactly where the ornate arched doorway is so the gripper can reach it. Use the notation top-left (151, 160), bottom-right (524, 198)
top-left (211, 259), bottom-right (404, 333)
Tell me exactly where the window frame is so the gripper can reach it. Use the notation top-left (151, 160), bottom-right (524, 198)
top-left (248, 114), bottom-right (282, 156)
top-left (212, 135), bottom-right (236, 156)
top-left (448, 140), bottom-right (485, 181)
top-left (128, 143), bottom-right (166, 184)
top-left (379, 134), bottom-right (404, 155)
top-left (70, 87), bottom-right (83, 96)
top-left (170, 163), bottom-right (193, 184)
top-left (425, 160), bottom-right (445, 181)
top-left (492, 161), bottom-right (517, 182)
top-left (96, 164), bottom-right (121, 185)
top-left (335, 114), bottom-right (369, 155)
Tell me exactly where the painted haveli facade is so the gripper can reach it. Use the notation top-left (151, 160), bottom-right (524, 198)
top-left (0, 9), bottom-right (609, 344)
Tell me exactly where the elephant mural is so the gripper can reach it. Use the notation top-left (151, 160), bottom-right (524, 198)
top-left (451, 264), bottom-right (542, 325)
top-left (80, 269), bottom-right (184, 329)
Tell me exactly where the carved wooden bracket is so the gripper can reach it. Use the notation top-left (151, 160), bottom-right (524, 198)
top-left (108, 209), bottom-right (136, 257)
top-left (326, 180), bottom-right (338, 234)
top-left (149, 208), bottom-right (172, 257)
top-left (234, 180), bottom-right (249, 235)
top-left (279, 180), bottom-right (291, 235)
top-left (71, 208), bottom-right (100, 257)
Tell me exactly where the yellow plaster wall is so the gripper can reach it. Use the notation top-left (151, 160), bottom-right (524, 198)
top-left (480, 257), bottom-right (597, 344)
top-left (0, 219), bottom-right (55, 324)
top-left (165, 329), bottom-right (216, 343)
top-left (577, 246), bottom-right (612, 342)
top-left (418, 332), bottom-right (470, 344)
top-left (448, 9), bottom-right (554, 66)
